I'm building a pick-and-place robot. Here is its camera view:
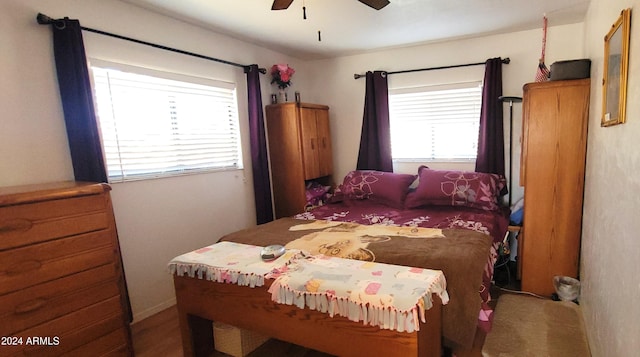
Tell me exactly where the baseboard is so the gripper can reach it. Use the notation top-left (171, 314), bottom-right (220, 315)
top-left (131, 297), bottom-right (177, 324)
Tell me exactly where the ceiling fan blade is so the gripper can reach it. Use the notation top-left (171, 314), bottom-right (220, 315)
top-left (358, 0), bottom-right (390, 10)
top-left (272, 0), bottom-right (294, 10)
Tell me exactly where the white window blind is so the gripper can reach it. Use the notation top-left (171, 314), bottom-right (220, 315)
top-left (389, 82), bottom-right (482, 161)
top-left (91, 61), bottom-right (242, 182)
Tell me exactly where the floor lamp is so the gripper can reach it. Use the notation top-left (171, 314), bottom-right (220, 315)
top-left (496, 96), bottom-right (523, 286)
top-left (499, 96), bottom-right (522, 208)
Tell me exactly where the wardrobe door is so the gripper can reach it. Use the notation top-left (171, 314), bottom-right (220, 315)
top-left (299, 107), bottom-right (321, 180)
top-left (315, 108), bottom-right (333, 178)
top-left (520, 79), bottom-right (590, 296)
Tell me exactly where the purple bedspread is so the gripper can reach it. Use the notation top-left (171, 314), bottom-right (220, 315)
top-left (294, 200), bottom-right (509, 333)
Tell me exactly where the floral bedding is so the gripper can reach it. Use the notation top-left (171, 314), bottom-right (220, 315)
top-left (294, 199), bottom-right (509, 334)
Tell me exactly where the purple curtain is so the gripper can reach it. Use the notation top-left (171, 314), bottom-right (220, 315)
top-left (47, 18), bottom-right (131, 323)
top-left (245, 65), bottom-right (274, 224)
top-left (51, 18), bottom-right (108, 183)
top-left (356, 71), bottom-right (393, 172)
top-left (475, 58), bottom-right (505, 177)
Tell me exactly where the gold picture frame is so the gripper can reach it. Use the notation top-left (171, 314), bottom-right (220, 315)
top-left (601, 8), bottom-right (632, 127)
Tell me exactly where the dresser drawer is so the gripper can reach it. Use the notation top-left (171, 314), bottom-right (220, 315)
top-left (0, 264), bottom-right (121, 336)
top-left (0, 195), bottom-right (109, 250)
top-left (0, 230), bottom-right (116, 294)
top-left (3, 296), bottom-right (126, 356)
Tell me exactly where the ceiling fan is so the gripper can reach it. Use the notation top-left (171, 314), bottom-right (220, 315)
top-left (271, 0), bottom-right (390, 11)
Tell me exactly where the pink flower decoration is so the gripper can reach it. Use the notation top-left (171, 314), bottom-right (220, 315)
top-left (270, 63), bottom-right (295, 89)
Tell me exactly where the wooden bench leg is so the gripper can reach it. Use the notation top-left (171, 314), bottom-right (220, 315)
top-left (190, 314), bottom-right (215, 357)
top-left (178, 310), bottom-right (214, 357)
top-left (418, 296), bottom-right (443, 357)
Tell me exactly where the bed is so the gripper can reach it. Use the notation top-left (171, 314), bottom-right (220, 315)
top-left (172, 168), bottom-right (509, 355)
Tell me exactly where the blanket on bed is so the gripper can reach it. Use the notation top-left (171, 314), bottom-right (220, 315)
top-left (220, 217), bottom-right (492, 349)
top-left (296, 200), bottom-right (510, 333)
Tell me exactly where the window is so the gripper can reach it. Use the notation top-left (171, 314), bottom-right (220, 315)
top-left (90, 61), bottom-right (242, 182)
top-left (388, 82), bottom-right (482, 161)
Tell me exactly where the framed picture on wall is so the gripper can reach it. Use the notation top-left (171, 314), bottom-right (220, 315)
top-left (601, 8), bottom-right (631, 127)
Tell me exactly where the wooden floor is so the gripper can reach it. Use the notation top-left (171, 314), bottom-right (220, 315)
top-left (131, 305), bottom-right (334, 357)
top-left (132, 264), bottom-right (520, 357)
top-left (131, 304), bottom-right (183, 357)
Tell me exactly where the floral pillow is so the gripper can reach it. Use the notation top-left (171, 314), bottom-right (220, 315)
top-left (405, 166), bottom-right (506, 211)
top-left (332, 170), bottom-right (417, 209)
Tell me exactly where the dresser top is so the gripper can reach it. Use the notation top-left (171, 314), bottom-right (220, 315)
top-left (0, 181), bottom-right (109, 207)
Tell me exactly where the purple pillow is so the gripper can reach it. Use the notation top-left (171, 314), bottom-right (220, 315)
top-left (332, 170), bottom-right (416, 209)
top-left (405, 167), bottom-right (506, 211)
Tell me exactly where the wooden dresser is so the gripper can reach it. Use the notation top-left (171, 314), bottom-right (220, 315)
top-left (265, 102), bottom-right (334, 218)
top-left (519, 79), bottom-right (590, 296)
top-left (0, 181), bottom-right (133, 356)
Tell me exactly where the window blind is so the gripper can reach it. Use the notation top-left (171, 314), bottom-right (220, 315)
top-left (91, 62), bottom-right (241, 182)
top-left (389, 82), bottom-right (482, 161)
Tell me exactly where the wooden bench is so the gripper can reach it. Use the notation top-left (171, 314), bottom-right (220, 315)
top-left (482, 294), bottom-right (590, 356)
top-left (170, 241), bottom-right (448, 357)
top-left (174, 275), bottom-right (444, 357)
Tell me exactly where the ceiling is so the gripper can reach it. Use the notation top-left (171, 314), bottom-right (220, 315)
top-left (121, 0), bottom-right (591, 60)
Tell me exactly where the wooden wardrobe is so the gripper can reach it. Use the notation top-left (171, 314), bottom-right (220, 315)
top-left (519, 79), bottom-right (590, 296)
top-left (265, 102), bottom-right (333, 218)
top-left (0, 181), bottom-right (133, 356)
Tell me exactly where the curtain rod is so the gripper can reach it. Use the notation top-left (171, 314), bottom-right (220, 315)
top-left (353, 57), bottom-right (510, 79)
top-left (36, 13), bottom-right (266, 74)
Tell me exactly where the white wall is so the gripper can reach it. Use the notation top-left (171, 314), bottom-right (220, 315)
top-left (305, 23), bottom-right (586, 205)
top-left (581, 1), bottom-right (640, 356)
top-left (0, 0), bottom-right (306, 321)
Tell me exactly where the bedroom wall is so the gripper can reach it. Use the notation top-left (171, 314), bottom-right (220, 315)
top-left (0, 0), bottom-right (306, 321)
top-left (302, 22), bottom-right (586, 206)
top-left (581, 0), bottom-right (640, 356)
